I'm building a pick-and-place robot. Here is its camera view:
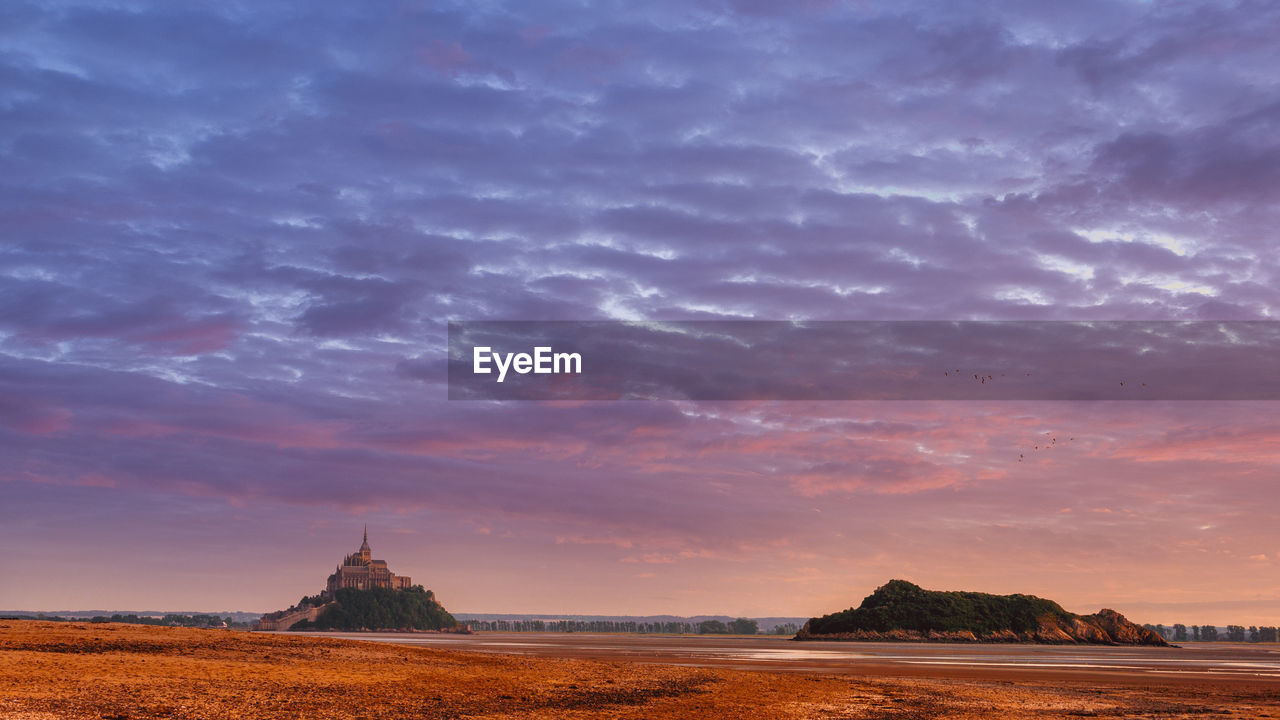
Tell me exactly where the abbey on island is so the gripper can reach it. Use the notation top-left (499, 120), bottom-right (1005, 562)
top-left (252, 527), bottom-right (416, 630)
top-left (326, 526), bottom-right (413, 593)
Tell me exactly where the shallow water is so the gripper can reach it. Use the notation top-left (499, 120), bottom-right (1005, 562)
top-left (284, 632), bottom-right (1280, 680)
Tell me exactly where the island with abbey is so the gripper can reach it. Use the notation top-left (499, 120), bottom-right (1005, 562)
top-left (253, 528), bottom-right (458, 632)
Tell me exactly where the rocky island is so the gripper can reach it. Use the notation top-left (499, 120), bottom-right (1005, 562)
top-left (254, 528), bottom-right (458, 632)
top-left (796, 580), bottom-right (1168, 646)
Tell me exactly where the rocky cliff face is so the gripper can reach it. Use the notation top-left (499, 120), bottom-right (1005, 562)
top-left (796, 580), bottom-right (1168, 646)
top-left (1079, 608), bottom-right (1167, 645)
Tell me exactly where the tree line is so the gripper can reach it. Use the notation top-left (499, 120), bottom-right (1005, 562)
top-left (3, 613), bottom-right (247, 628)
top-left (1144, 624), bottom-right (1279, 642)
top-left (459, 618), bottom-right (799, 635)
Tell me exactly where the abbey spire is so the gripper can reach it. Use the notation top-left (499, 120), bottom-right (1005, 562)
top-left (328, 526), bottom-right (412, 593)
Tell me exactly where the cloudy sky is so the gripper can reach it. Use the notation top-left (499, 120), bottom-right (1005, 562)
top-left (3, 0), bottom-right (1279, 623)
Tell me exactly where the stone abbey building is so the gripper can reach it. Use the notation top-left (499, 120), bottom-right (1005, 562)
top-left (254, 527), bottom-right (418, 630)
top-left (326, 526), bottom-right (413, 593)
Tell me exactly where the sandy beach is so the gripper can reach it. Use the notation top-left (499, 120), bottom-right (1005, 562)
top-left (3, 621), bottom-right (1278, 719)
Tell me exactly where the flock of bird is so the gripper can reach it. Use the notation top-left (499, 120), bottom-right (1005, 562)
top-left (937, 369), bottom-right (1099, 464)
top-left (1018, 432), bottom-right (1076, 462)
top-left (936, 369), bottom-right (1152, 463)
top-left (941, 369), bottom-right (1026, 384)
top-left (941, 369), bottom-right (1149, 391)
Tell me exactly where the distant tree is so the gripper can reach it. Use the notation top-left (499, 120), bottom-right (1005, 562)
top-left (772, 623), bottom-right (800, 636)
top-left (728, 618), bottom-right (758, 635)
top-left (1201, 625), bottom-right (1219, 641)
top-left (1260, 627), bottom-right (1279, 643)
top-left (1155, 624), bottom-right (1168, 639)
top-left (697, 619), bottom-right (729, 634)
top-left (1192, 625), bottom-right (1201, 641)
top-left (1226, 625), bottom-right (1246, 642)
top-left (1173, 624), bottom-right (1188, 642)
top-left (1248, 626), bottom-right (1259, 643)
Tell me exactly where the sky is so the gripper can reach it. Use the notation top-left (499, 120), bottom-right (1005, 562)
top-left (2, 0), bottom-right (1279, 624)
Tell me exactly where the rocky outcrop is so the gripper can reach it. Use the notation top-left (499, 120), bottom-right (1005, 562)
top-left (795, 580), bottom-right (1168, 646)
top-left (1081, 608), bottom-right (1166, 645)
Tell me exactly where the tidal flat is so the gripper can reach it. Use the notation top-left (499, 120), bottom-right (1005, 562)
top-left (2, 621), bottom-right (1277, 719)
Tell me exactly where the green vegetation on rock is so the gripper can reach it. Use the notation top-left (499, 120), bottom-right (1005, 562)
top-left (807, 579), bottom-right (1073, 636)
top-left (798, 579), bottom-right (1168, 645)
top-left (292, 586), bottom-right (456, 631)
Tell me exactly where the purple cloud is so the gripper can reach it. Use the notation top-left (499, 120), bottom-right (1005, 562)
top-left (2, 0), bottom-right (1279, 620)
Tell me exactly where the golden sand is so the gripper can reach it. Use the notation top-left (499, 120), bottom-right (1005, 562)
top-left (1, 621), bottom-right (1276, 719)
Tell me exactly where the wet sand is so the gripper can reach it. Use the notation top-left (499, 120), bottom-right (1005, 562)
top-left (3, 621), bottom-right (1278, 719)
top-left (297, 630), bottom-right (1280, 684)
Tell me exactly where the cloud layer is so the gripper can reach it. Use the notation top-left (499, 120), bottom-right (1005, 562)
top-left (3, 0), bottom-right (1279, 621)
